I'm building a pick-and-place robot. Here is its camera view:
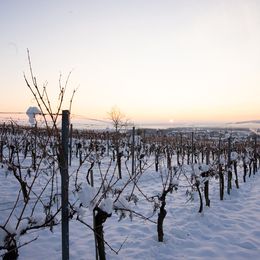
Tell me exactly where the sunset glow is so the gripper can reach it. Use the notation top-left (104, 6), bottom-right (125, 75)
top-left (1, 0), bottom-right (260, 126)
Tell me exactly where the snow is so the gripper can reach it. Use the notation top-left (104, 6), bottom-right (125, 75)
top-left (100, 198), bottom-right (113, 215)
top-left (220, 155), bottom-right (226, 165)
top-left (231, 151), bottom-right (239, 161)
top-left (2, 170), bottom-right (260, 259)
top-left (26, 106), bottom-right (41, 126)
top-left (0, 224), bottom-right (15, 247)
top-left (28, 215), bottom-right (46, 227)
top-left (0, 228), bottom-right (7, 247)
top-left (78, 183), bottom-right (99, 210)
top-left (1, 131), bottom-right (260, 259)
top-left (171, 178), bottom-right (179, 187)
top-left (114, 196), bottom-right (132, 211)
top-left (26, 106), bottom-right (41, 115)
top-left (199, 164), bottom-right (210, 173)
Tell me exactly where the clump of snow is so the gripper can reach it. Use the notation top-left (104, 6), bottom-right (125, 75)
top-left (231, 151), bottom-right (238, 161)
top-left (0, 224), bottom-right (15, 247)
top-left (26, 106), bottom-right (41, 126)
top-left (114, 196), bottom-right (132, 211)
top-left (172, 179), bottom-right (179, 187)
top-left (199, 164), bottom-right (210, 173)
top-left (78, 183), bottom-right (99, 210)
top-left (16, 219), bottom-right (29, 237)
top-left (114, 196), bottom-right (132, 220)
top-left (191, 164), bottom-right (201, 176)
top-left (0, 227), bottom-right (7, 247)
top-left (26, 106), bottom-right (41, 115)
top-left (99, 198), bottom-right (113, 214)
top-left (29, 215), bottom-right (46, 226)
top-left (74, 206), bottom-right (86, 218)
top-left (219, 155), bottom-right (226, 165)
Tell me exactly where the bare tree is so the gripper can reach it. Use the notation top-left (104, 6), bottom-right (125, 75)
top-left (108, 107), bottom-right (128, 179)
top-left (108, 106), bottom-right (128, 133)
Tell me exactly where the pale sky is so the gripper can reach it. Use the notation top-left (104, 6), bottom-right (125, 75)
top-left (1, 0), bottom-right (260, 125)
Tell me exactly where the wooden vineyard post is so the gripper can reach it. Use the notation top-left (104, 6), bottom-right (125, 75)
top-left (69, 124), bottom-right (73, 166)
top-left (106, 131), bottom-right (110, 157)
top-left (191, 131), bottom-right (194, 164)
top-left (254, 134), bottom-right (257, 174)
top-left (90, 168), bottom-right (98, 260)
top-left (218, 137), bottom-right (224, 200)
top-left (180, 132), bottom-right (184, 164)
top-left (0, 138), bottom-right (3, 162)
top-left (31, 123), bottom-right (37, 171)
top-left (227, 136), bottom-right (232, 195)
top-left (61, 110), bottom-right (70, 260)
top-left (0, 124), bottom-right (4, 162)
top-left (204, 144), bottom-right (210, 207)
top-left (131, 126), bottom-right (135, 177)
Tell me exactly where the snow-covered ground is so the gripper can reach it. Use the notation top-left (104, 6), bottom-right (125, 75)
top-left (1, 154), bottom-right (260, 260)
